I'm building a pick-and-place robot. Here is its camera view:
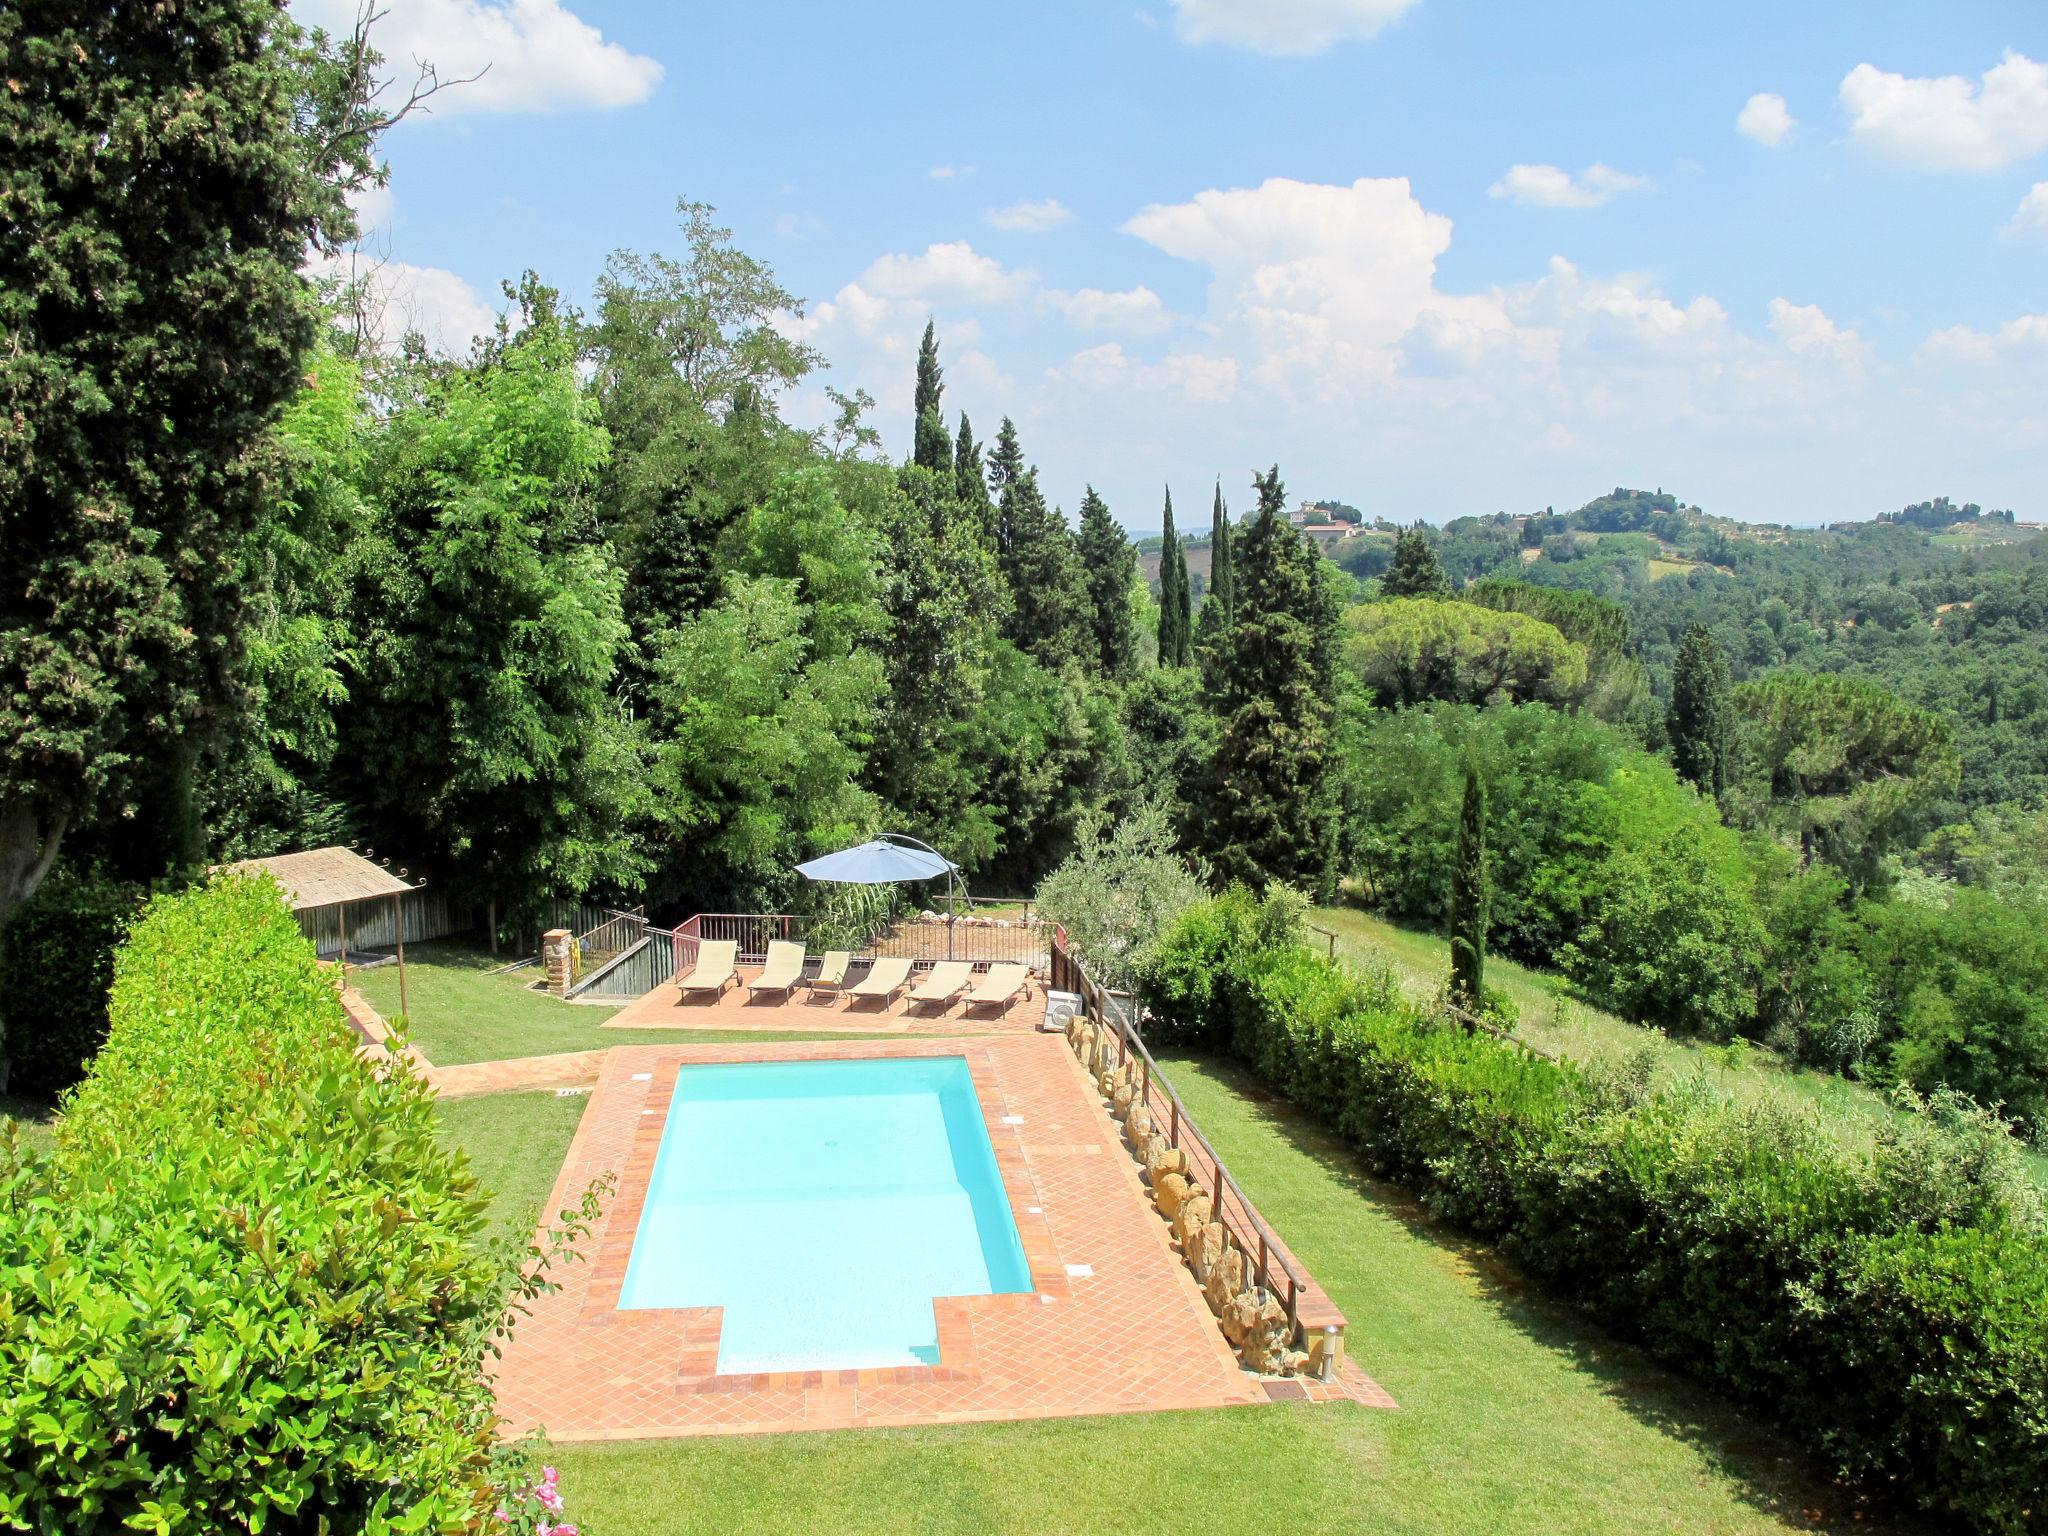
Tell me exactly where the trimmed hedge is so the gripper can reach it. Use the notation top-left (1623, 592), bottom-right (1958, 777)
top-left (1142, 889), bottom-right (2048, 1536)
top-left (0, 875), bottom-right (521, 1533)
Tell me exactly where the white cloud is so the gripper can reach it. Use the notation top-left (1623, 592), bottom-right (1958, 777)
top-left (1925, 313), bottom-right (2048, 364)
top-left (852, 242), bottom-right (1034, 305)
top-left (293, 0), bottom-right (661, 116)
top-left (1737, 92), bottom-right (1796, 147)
top-left (987, 198), bottom-right (1073, 233)
top-left (346, 181), bottom-right (394, 237)
top-left (308, 250), bottom-right (501, 354)
top-left (2005, 182), bottom-right (2048, 242)
top-left (1052, 285), bottom-right (1172, 333)
top-left (1168, 0), bottom-right (1419, 56)
top-left (1052, 343), bottom-right (1239, 404)
top-left (929, 163), bottom-right (973, 180)
top-left (1768, 298), bottom-right (1866, 369)
top-left (1488, 163), bottom-right (1651, 209)
top-left (1839, 50), bottom-right (2048, 172)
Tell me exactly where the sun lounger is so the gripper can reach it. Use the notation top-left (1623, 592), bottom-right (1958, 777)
top-left (805, 950), bottom-right (852, 1003)
top-left (909, 960), bottom-right (974, 1008)
top-left (676, 939), bottom-right (738, 1000)
top-left (748, 940), bottom-right (805, 1001)
top-left (964, 963), bottom-right (1030, 1016)
top-left (847, 955), bottom-right (913, 1002)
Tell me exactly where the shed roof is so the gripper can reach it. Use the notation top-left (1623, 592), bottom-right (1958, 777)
top-left (221, 846), bottom-right (414, 911)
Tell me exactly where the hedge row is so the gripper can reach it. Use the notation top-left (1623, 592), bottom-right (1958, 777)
top-left (0, 875), bottom-right (515, 1534)
top-left (1140, 889), bottom-right (2048, 1536)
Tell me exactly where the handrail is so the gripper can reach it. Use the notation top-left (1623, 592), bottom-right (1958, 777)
top-left (1051, 934), bottom-right (1313, 1345)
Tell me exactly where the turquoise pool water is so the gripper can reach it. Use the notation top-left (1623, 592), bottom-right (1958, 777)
top-left (618, 1057), bottom-right (1033, 1372)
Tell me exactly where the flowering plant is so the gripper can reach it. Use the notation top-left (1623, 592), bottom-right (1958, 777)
top-left (490, 1441), bottom-right (580, 1536)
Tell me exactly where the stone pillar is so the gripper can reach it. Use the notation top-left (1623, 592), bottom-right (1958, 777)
top-left (542, 929), bottom-right (573, 997)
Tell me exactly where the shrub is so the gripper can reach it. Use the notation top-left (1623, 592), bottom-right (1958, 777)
top-left (0, 874), bottom-right (584, 1533)
top-left (0, 864), bottom-right (144, 1096)
top-left (1140, 897), bottom-right (2048, 1534)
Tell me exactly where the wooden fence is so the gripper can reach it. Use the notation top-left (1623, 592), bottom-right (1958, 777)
top-left (297, 887), bottom-right (472, 960)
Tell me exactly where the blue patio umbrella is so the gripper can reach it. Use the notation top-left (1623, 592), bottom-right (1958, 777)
top-left (795, 834), bottom-right (964, 959)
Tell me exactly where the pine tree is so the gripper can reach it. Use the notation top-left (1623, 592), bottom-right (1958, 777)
top-left (1448, 764), bottom-right (1488, 1009)
top-left (953, 413), bottom-right (996, 548)
top-left (1200, 467), bottom-right (1337, 888)
top-left (1381, 525), bottom-right (1450, 598)
top-left (1194, 480), bottom-right (1235, 674)
top-left (1075, 486), bottom-right (1138, 678)
top-left (1157, 489), bottom-right (1187, 667)
top-left (911, 318), bottom-right (951, 474)
top-left (986, 422), bottom-right (1090, 671)
top-left (1668, 623), bottom-right (1733, 798)
top-left (988, 416), bottom-right (1027, 556)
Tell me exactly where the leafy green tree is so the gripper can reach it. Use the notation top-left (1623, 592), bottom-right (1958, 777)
top-left (586, 201), bottom-right (820, 660)
top-left (736, 465), bottom-right (884, 661)
top-left (1157, 490), bottom-right (1190, 667)
top-left (1448, 764), bottom-right (1488, 1008)
top-left (1732, 671), bottom-right (1960, 890)
top-left (1195, 481), bottom-right (1236, 676)
top-left (1381, 525), bottom-right (1451, 598)
top-left (1075, 487), bottom-right (1139, 678)
top-left (1668, 624), bottom-right (1734, 797)
top-left (0, 0), bottom-right (367, 919)
top-left (911, 318), bottom-right (951, 475)
top-left (336, 296), bottom-right (644, 927)
top-left (1200, 467), bottom-right (1337, 890)
top-left (646, 575), bottom-right (881, 906)
top-left (1343, 600), bottom-right (1589, 707)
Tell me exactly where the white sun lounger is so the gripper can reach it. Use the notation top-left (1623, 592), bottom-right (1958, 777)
top-left (748, 940), bottom-right (806, 1001)
top-left (848, 955), bottom-right (913, 1002)
top-left (964, 963), bottom-right (1031, 1016)
top-left (909, 960), bottom-right (974, 1008)
top-left (805, 950), bottom-right (853, 1003)
top-left (676, 939), bottom-right (738, 1000)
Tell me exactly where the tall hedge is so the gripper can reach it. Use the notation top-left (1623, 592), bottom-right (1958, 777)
top-left (0, 875), bottom-right (516, 1533)
top-left (1141, 890), bottom-right (2048, 1535)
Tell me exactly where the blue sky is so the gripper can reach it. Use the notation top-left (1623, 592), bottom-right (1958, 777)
top-left (304, 0), bottom-right (2048, 530)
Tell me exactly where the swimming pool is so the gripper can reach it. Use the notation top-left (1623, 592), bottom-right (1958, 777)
top-left (617, 1057), bottom-right (1033, 1372)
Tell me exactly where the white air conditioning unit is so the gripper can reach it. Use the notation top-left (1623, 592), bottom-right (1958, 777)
top-left (1040, 989), bottom-right (1082, 1034)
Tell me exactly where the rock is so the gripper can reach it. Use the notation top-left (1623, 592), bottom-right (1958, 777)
top-left (1146, 1144), bottom-right (1190, 1183)
top-left (1154, 1172), bottom-right (1191, 1219)
top-left (1110, 1080), bottom-right (1136, 1118)
top-left (1133, 1129), bottom-right (1168, 1169)
top-left (1279, 1349), bottom-right (1311, 1377)
top-left (1241, 1297), bottom-right (1293, 1373)
top-left (1219, 1291), bottom-right (1262, 1346)
top-left (1125, 1103), bottom-right (1154, 1143)
top-left (1173, 1191), bottom-right (1213, 1246)
top-left (1204, 1249), bottom-right (1242, 1315)
top-left (1185, 1220), bottom-right (1229, 1284)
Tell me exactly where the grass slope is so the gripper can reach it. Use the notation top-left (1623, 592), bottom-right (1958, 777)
top-left (436, 1089), bottom-right (591, 1249)
top-left (438, 1065), bottom-right (1909, 1535)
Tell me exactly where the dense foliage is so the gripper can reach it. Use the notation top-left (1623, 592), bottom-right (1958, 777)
top-left (1140, 890), bottom-right (2048, 1536)
top-left (0, 876), bottom-right (572, 1531)
top-left (0, 867), bottom-right (141, 1098)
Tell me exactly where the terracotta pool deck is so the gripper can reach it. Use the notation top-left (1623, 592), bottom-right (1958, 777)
top-left (604, 966), bottom-right (1049, 1035)
top-left (489, 1025), bottom-right (1389, 1440)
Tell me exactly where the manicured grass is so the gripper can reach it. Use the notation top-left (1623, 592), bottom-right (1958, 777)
top-left (436, 1089), bottom-right (591, 1250)
top-left (1, 1091), bottom-right (56, 1156)
top-left (351, 941), bottom-right (906, 1065)
top-left (1313, 906), bottom-right (2048, 1185)
top-left (458, 1052), bottom-right (1912, 1534)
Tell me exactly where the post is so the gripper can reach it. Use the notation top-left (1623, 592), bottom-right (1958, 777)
top-left (393, 892), bottom-right (408, 1020)
top-left (338, 902), bottom-right (348, 979)
top-left (541, 929), bottom-right (574, 997)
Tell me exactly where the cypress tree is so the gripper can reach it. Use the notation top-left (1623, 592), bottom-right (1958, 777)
top-left (1448, 764), bottom-right (1488, 1010)
top-left (1668, 623), bottom-right (1733, 798)
top-left (1075, 486), bottom-right (1139, 678)
top-left (953, 412), bottom-right (996, 549)
top-left (1174, 534), bottom-right (1193, 665)
top-left (1157, 490), bottom-right (1187, 667)
top-left (1382, 524), bottom-right (1451, 598)
top-left (988, 416), bottom-right (1027, 555)
top-left (1200, 467), bottom-right (1336, 888)
top-left (988, 426), bottom-right (1089, 671)
top-left (911, 318), bottom-right (951, 474)
top-left (1195, 480), bottom-right (1235, 673)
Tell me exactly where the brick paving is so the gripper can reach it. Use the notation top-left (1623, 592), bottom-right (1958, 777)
top-left (490, 1030), bottom-right (1390, 1440)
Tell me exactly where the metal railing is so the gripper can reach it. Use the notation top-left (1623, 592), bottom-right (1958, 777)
top-left (1050, 934), bottom-right (1322, 1354)
top-left (573, 927), bottom-right (676, 1001)
top-left (575, 905), bottom-right (646, 964)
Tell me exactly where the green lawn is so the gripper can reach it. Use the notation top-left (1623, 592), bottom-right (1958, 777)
top-left (437, 1089), bottom-right (591, 1249)
top-left (351, 941), bottom-right (907, 1065)
top-left (439, 1061), bottom-right (1916, 1535)
top-left (1313, 905), bottom-right (2048, 1183)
